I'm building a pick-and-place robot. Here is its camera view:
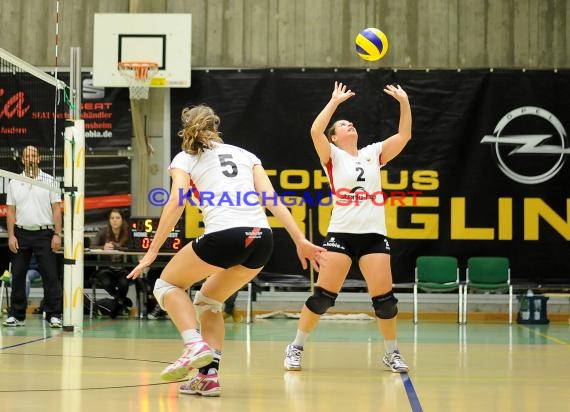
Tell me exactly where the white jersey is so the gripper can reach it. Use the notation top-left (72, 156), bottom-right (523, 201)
top-left (322, 142), bottom-right (387, 235)
top-left (6, 170), bottom-right (61, 226)
top-left (169, 143), bottom-right (270, 234)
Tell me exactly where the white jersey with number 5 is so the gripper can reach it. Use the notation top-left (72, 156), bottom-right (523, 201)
top-left (323, 142), bottom-right (387, 235)
top-left (169, 143), bottom-right (270, 233)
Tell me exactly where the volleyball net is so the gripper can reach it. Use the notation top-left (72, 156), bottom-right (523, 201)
top-left (0, 47), bottom-right (67, 191)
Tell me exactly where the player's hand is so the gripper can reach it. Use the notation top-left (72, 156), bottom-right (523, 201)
top-left (295, 238), bottom-right (326, 271)
top-left (331, 81), bottom-right (355, 105)
top-left (8, 235), bottom-right (19, 254)
top-left (51, 234), bottom-right (61, 252)
top-left (127, 249), bottom-right (158, 280)
top-left (383, 84), bottom-right (408, 103)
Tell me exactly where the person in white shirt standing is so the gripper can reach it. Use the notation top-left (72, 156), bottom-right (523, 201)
top-left (284, 82), bottom-right (412, 373)
top-left (4, 145), bottom-right (63, 328)
top-left (127, 105), bottom-right (324, 397)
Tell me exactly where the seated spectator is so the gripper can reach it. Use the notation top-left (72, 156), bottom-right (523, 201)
top-left (25, 254), bottom-right (41, 302)
top-left (25, 254), bottom-right (45, 315)
top-left (90, 209), bottom-right (133, 318)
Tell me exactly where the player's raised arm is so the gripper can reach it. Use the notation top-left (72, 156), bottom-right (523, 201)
top-left (379, 84), bottom-right (411, 164)
top-left (310, 82), bottom-right (355, 164)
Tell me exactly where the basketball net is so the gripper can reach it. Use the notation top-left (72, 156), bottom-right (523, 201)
top-left (117, 61), bottom-right (159, 100)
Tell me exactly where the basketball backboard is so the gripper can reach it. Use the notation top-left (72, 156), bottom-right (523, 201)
top-left (92, 13), bottom-right (191, 88)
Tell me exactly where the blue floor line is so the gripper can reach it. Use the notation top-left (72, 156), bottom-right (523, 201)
top-left (401, 373), bottom-right (423, 412)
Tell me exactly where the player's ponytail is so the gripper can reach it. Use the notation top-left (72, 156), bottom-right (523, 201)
top-left (179, 105), bottom-right (223, 155)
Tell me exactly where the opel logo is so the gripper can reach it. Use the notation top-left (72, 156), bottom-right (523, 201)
top-left (481, 106), bottom-right (570, 184)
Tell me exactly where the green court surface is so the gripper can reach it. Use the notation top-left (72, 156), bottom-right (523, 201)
top-left (2, 316), bottom-right (568, 346)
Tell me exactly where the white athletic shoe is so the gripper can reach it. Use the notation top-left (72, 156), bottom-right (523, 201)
top-left (284, 343), bottom-right (303, 371)
top-left (382, 350), bottom-right (409, 373)
top-left (3, 316), bottom-right (25, 327)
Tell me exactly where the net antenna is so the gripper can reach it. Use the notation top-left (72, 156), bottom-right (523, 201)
top-left (118, 61), bottom-right (159, 100)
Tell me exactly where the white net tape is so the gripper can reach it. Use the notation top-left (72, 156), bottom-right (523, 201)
top-left (118, 62), bottom-right (159, 100)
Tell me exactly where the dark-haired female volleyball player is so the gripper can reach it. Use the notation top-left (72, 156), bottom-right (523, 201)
top-left (284, 81), bottom-right (412, 373)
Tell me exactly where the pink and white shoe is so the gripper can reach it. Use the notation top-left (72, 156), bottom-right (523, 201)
top-left (179, 370), bottom-right (221, 397)
top-left (160, 340), bottom-right (214, 381)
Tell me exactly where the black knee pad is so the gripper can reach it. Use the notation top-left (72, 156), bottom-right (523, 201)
top-left (305, 286), bottom-right (338, 315)
top-left (372, 291), bottom-right (398, 319)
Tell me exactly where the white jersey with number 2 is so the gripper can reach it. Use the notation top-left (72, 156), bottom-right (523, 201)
top-left (323, 141), bottom-right (387, 235)
top-left (169, 143), bottom-right (270, 234)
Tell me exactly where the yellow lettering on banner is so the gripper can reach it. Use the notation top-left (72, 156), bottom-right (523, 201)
top-left (260, 168), bottom-right (440, 191)
top-left (313, 170), bottom-right (329, 190)
top-left (382, 170), bottom-right (409, 190)
top-left (411, 170), bottom-right (439, 190)
top-left (524, 198), bottom-right (570, 240)
top-left (380, 170), bottom-right (439, 191)
top-left (174, 171), bottom-right (567, 242)
top-left (451, 197), bottom-right (494, 239)
top-left (387, 196), bottom-right (439, 239)
top-left (280, 170), bottom-right (310, 190)
top-left (317, 197), bottom-right (333, 236)
top-left (185, 206), bottom-right (205, 239)
top-left (498, 198), bottom-right (512, 240)
top-left (267, 197), bottom-right (306, 235)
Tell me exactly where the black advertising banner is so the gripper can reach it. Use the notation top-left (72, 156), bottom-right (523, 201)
top-left (0, 72), bottom-right (132, 224)
top-left (0, 72), bottom-right (131, 149)
top-left (172, 69), bottom-right (570, 286)
top-left (0, 72), bottom-right (62, 146)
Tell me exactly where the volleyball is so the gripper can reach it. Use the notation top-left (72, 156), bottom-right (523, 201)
top-left (355, 28), bottom-right (389, 61)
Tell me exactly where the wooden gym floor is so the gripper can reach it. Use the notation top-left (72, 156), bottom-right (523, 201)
top-left (1, 316), bottom-right (569, 412)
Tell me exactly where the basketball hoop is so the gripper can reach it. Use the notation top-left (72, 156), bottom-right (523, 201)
top-left (117, 61), bottom-right (159, 100)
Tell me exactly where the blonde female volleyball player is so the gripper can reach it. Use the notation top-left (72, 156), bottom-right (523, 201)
top-left (284, 82), bottom-right (412, 373)
top-left (127, 105), bottom-right (324, 397)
